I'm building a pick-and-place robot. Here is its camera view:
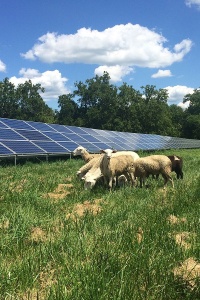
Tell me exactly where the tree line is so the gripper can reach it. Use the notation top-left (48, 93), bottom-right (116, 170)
top-left (0, 73), bottom-right (200, 139)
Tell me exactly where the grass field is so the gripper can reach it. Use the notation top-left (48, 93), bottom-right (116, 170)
top-left (0, 149), bottom-right (200, 300)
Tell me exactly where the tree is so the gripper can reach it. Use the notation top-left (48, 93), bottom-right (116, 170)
top-left (183, 88), bottom-right (200, 115)
top-left (57, 94), bottom-right (78, 125)
top-left (169, 105), bottom-right (185, 137)
top-left (74, 72), bottom-right (118, 129)
top-left (16, 80), bottom-right (55, 123)
top-left (0, 78), bottom-right (19, 118)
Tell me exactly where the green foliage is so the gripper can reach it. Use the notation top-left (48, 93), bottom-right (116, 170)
top-left (0, 76), bottom-right (200, 139)
top-left (0, 149), bottom-right (200, 299)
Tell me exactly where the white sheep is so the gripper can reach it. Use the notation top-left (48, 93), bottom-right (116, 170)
top-left (73, 146), bottom-right (101, 163)
top-left (117, 174), bottom-right (128, 188)
top-left (82, 166), bottom-right (103, 190)
top-left (76, 155), bottom-right (103, 179)
top-left (82, 149), bottom-right (139, 190)
top-left (127, 154), bottom-right (174, 189)
top-left (100, 149), bottom-right (138, 190)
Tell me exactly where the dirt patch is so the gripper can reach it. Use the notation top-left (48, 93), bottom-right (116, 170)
top-left (136, 227), bottom-right (143, 244)
top-left (66, 198), bottom-right (104, 220)
top-left (173, 257), bottom-right (200, 289)
top-left (0, 219), bottom-right (10, 230)
top-left (43, 183), bottom-right (74, 201)
top-left (30, 227), bottom-right (47, 243)
top-left (167, 214), bottom-right (187, 225)
top-left (169, 231), bottom-right (196, 250)
top-left (9, 179), bottom-right (27, 193)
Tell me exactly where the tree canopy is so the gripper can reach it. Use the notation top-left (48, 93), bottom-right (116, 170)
top-left (0, 74), bottom-right (199, 139)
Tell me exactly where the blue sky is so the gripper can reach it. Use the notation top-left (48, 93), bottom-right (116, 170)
top-left (0, 0), bottom-right (200, 110)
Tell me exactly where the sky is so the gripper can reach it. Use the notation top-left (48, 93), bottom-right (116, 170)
top-left (0, 0), bottom-right (200, 110)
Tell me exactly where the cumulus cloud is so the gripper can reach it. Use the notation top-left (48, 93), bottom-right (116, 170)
top-left (94, 65), bottom-right (133, 82)
top-left (185, 0), bottom-right (200, 9)
top-left (0, 60), bottom-right (6, 72)
top-left (165, 85), bottom-right (194, 108)
top-left (152, 69), bottom-right (172, 78)
top-left (21, 23), bottom-right (193, 84)
top-left (9, 68), bottom-right (70, 102)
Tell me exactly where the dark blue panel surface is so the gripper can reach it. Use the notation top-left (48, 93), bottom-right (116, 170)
top-left (48, 123), bottom-right (73, 134)
top-left (58, 141), bottom-right (80, 152)
top-left (0, 118), bottom-right (33, 130)
top-left (0, 143), bottom-right (14, 155)
top-left (26, 121), bottom-right (56, 132)
top-left (67, 126), bottom-right (88, 135)
top-left (62, 133), bottom-right (88, 143)
top-left (2, 141), bottom-right (45, 154)
top-left (0, 128), bottom-right (26, 141)
top-left (15, 129), bottom-right (51, 141)
top-left (34, 141), bottom-right (67, 153)
top-left (43, 131), bottom-right (70, 141)
top-left (0, 121), bottom-right (9, 128)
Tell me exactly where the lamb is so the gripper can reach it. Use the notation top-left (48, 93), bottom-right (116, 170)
top-left (83, 149), bottom-right (139, 190)
top-left (126, 155), bottom-right (174, 189)
top-left (73, 146), bottom-right (101, 163)
top-left (100, 149), bottom-right (139, 190)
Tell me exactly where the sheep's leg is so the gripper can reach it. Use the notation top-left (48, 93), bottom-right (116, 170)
top-left (108, 177), bottom-right (113, 191)
top-left (162, 174), bottom-right (174, 189)
top-left (139, 177), bottom-right (144, 188)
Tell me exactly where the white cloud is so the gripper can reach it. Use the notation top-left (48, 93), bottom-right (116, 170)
top-left (151, 69), bottom-right (172, 78)
top-left (185, 0), bottom-right (200, 9)
top-left (21, 23), bottom-right (193, 73)
top-left (94, 65), bottom-right (133, 82)
top-left (9, 68), bottom-right (70, 102)
top-left (165, 85), bottom-right (194, 108)
top-left (0, 60), bottom-right (6, 72)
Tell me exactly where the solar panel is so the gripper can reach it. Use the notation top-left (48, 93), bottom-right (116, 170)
top-left (33, 141), bottom-right (68, 153)
top-left (2, 140), bottom-right (46, 154)
top-left (0, 128), bottom-right (26, 141)
top-left (0, 117), bottom-right (199, 161)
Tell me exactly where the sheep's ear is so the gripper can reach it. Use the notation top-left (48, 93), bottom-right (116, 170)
top-left (100, 150), bottom-right (105, 153)
top-left (112, 149), bottom-right (117, 153)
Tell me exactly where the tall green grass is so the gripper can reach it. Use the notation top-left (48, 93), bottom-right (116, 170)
top-left (0, 149), bottom-right (199, 299)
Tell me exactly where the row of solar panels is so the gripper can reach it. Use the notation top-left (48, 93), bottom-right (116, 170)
top-left (0, 117), bottom-right (200, 157)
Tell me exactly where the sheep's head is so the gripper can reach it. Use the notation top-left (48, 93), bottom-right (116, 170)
top-left (73, 146), bottom-right (86, 156)
top-left (100, 149), bottom-right (117, 160)
top-left (84, 178), bottom-right (96, 190)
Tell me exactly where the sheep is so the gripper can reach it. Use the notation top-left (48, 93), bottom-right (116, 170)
top-left (76, 155), bottom-right (103, 179)
top-left (153, 155), bottom-right (183, 180)
top-left (82, 166), bottom-right (103, 190)
top-left (168, 155), bottom-right (183, 179)
top-left (100, 149), bottom-right (138, 190)
top-left (83, 149), bottom-right (139, 190)
top-left (117, 174), bottom-right (128, 188)
top-left (73, 146), bottom-right (101, 163)
top-left (126, 155), bottom-right (174, 189)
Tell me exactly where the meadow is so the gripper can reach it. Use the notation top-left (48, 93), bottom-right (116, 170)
top-left (0, 149), bottom-right (200, 300)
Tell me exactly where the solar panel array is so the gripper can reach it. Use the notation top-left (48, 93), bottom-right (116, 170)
top-left (0, 117), bottom-right (200, 158)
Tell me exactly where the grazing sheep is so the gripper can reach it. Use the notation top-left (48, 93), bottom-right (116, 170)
top-left (73, 146), bottom-right (101, 163)
top-left (82, 166), bottom-right (103, 190)
top-left (81, 149), bottom-right (139, 189)
top-left (153, 155), bottom-right (183, 180)
top-left (127, 155), bottom-right (174, 189)
top-left (100, 150), bottom-right (137, 190)
top-left (76, 155), bottom-right (103, 179)
top-left (168, 155), bottom-right (183, 179)
top-left (117, 174), bottom-right (128, 188)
